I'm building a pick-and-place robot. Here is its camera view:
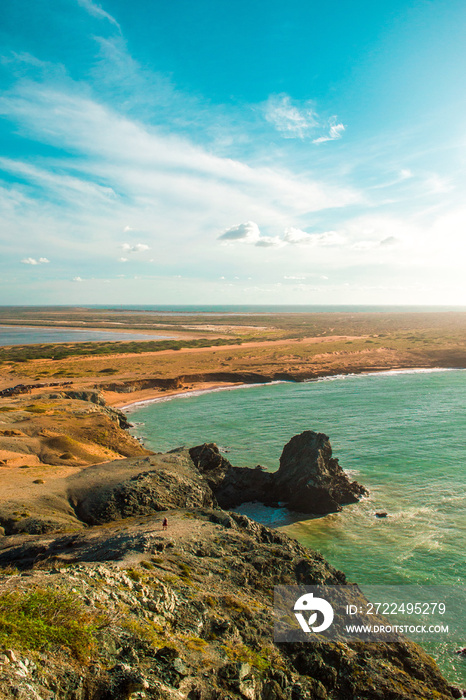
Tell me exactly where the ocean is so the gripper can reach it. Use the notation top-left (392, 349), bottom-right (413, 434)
top-left (89, 304), bottom-right (466, 314)
top-left (126, 369), bottom-right (466, 684)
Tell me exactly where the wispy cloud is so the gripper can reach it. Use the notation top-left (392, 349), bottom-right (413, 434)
top-left (75, 0), bottom-right (121, 31)
top-left (264, 94), bottom-right (318, 139)
top-left (265, 94), bottom-right (345, 144)
top-left (313, 118), bottom-right (345, 144)
top-left (285, 228), bottom-right (346, 246)
top-left (0, 83), bottom-right (356, 225)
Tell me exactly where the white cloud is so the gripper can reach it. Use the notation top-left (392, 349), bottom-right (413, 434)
top-left (282, 227), bottom-right (312, 244)
top-left (123, 225), bottom-right (133, 232)
top-left (264, 94), bottom-right (318, 139)
top-left (73, 276), bottom-right (84, 282)
top-left (283, 227), bottom-right (346, 246)
top-left (0, 82), bottom-right (358, 262)
top-left (265, 96), bottom-right (346, 144)
top-left (313, 118), bottom-right (345, 144)
top-left (218, 221), bottom-right (261, 242)
top-left (218, 223), bottom-right (284, 248)
top-left (425, 174), bottom-right (452, 194)
top-left (218, 224), bottom-right (349, 250)
top-left (350, 232), bottom-right (403, 250)
top-left (119, 257), bottom-right (128, 262)
top-left (75, 0), bottom-right (121, 31)
top-left (21, 256), bottom-right (49, 265)
top-left (313, 231), bottom-right (347, 246)
top-left (121, 242), bottom-right (150, 253)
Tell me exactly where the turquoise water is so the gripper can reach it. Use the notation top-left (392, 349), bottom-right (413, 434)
top-left (127, 370), bottom-right (466, 684)
top-left (0, 326), bottom-right (171, 346)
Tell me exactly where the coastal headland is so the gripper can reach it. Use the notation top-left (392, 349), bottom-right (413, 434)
top-left (1, 307), bottom-right (465, 412)
top-left (0, 307), bottom-right (465, 698)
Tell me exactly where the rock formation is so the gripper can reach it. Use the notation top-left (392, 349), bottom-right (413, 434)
top-left (274, 431), bottom-right (368, 513)
top-left (190, 431), bottom-right (367, 515)
top-left (189, 443), bottom-right (275, 509)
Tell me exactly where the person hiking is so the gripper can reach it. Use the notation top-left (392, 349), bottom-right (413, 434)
top-left (162, 517), bottom-right (168, 531)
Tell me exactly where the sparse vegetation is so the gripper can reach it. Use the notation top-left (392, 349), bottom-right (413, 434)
top-left (222, 641), bottom-right (272, 671)
top-left (0, 588), bottom-right (100, 660)
top-left (121, 617), bottom-right (167, 649)
top-left (0, 336), bottom-right (246, 363)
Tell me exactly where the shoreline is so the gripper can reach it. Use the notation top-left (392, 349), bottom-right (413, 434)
top-left (116, 365), bottom-right (462, 412)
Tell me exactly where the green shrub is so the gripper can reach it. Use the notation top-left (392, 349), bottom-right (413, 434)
top-left (222, 641), bottom-right (271, 671)
top-left (126, 568), bottom-right (142, 582)
top-left (122, 618), bottom-right (166, 648)
top-left (0, 588), bottom-right (99, 660)
top-left (177, 562), bottom-right (192, 580)
top-left (183, 635), bottom-right (208, 651)
top-left (140, 560), bottom-right (154, 570)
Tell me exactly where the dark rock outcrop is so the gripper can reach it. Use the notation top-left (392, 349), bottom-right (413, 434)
top-left (64, 389), bottom-right (106, 405)
top-left (67, 451), bottom-right (216, 526)
top-left (190, 431), bottom-right (367, 515)
top-left (189, 443), bottom-right (275, 508)
top-left (274, 431), bottom-right (368, 513)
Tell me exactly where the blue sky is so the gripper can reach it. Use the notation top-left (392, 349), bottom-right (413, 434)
top-left (1, 0), bottom-right (465, 305)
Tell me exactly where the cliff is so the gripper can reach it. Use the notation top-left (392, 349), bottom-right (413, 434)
top-left (0, 393), bottom-right (461, 699)
top-left (0, 509), bottom-right (458, 700)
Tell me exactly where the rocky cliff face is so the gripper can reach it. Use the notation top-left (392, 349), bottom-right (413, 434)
top-left (189, 432), bottom-right (367, 515)
top-left (0, 509), bottom-right (458, 700)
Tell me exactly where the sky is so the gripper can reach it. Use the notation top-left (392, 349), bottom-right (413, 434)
top-left (0, 0), bottom-right (466, 306)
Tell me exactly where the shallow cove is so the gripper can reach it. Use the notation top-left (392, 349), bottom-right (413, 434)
top-left (127, 369), bottom-right (466, 684)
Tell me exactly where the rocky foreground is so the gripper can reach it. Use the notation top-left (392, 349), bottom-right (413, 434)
top-left (0, 391), bottom-right (462, 699)
top-left (0, 508), bottom-right (459, 700)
